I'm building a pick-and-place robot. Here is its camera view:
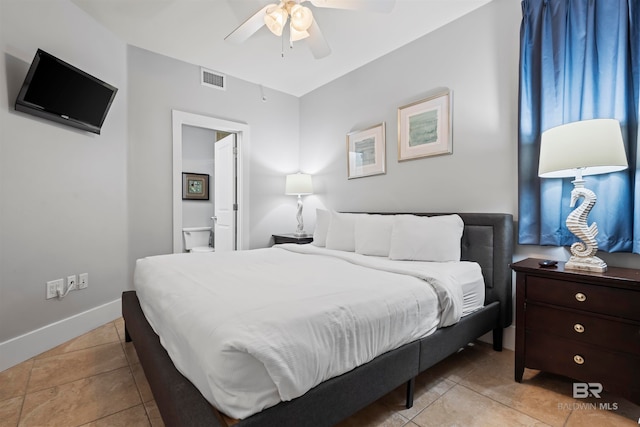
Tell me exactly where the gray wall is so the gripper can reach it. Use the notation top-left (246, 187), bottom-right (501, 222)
top-left (0, 1), bottom-right (302, 354)
top-left (300, 0), bottom-right (519, 218)
top-left (0, 0), bottom-right (128, 343)
top-left (126, 45), bottom-right (302, 281)
top-left (299, 0), bottom-right (640, 269)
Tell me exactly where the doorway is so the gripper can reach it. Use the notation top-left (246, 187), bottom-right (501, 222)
top-left (172, 110), bottom-right (250, 253)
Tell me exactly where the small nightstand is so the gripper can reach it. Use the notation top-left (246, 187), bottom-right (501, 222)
top-left (272, 233), bottom-right (314, 245)
top-left (511, 258), bottom-right (640, 405)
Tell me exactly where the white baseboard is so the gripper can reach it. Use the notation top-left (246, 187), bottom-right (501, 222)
top-left (0, 298), bottom-right (121, 372)
top-left (478, 324), bottom-right (516, 351)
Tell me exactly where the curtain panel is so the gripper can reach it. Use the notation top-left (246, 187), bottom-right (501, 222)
top-left (518, 0), bottom-right (640, 253)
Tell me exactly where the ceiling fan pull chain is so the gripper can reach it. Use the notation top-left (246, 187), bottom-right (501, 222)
top-left (289, 26), bottom-right (294, 50)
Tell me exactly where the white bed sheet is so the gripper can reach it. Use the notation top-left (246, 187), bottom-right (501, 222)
top-left (284, 244), bottom-right (486, 317)
top-left (134, 245), bottom-right (484, 419)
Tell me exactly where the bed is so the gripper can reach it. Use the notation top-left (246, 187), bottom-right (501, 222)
top-left (122, 212), bottom-right (513, 426)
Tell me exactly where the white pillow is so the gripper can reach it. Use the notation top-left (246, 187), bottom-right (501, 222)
top-left (355, 214), bottom-right (394, 256)
top-left (325, 212), bottom-right (358, 251)
top-left (312, 209), bottom-right (331, 247)
top-left (389, 214), bottom-right (464, 262)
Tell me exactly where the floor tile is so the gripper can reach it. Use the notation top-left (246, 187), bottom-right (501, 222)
top-left (0, 359), bottom-right (33, 401)
top-left (19, 366), bottom-right (140, 427)
top-left (143, 400), bottom-right (165, 427)
top-left (0, 396), bottom-right (23, 427)
top-left (131, 362), bottom-right (153, 403)
top-left (123, 340), bottom-right (140, 365)
top-left (565, 407), bottom-right (640, 426)
top-left (336, 400), bottom-right (410, 427)
top-left (460, 354), bottom-right (571, 426)
top-left (379, 375), bottom-right (455, 420)
top-left (562, 392), bottom-right (640, 426)
top-left (411, 385), bottom-right (549, 427)
top-left (27, 342), bottom-right (128, 393)
top-left (79, 404), bottom-right (150, 427)
top-left (36, 323), bottom-right (119, 359)
top-left (7, 321), bottom-right (639, 427)
top-left (114, 318), bottom-right (126, 343)
top-left (418, 343), bottom-right (494, 385)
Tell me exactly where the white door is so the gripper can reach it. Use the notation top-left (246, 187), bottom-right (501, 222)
top-left (214, 133), bottom-right (236, 251)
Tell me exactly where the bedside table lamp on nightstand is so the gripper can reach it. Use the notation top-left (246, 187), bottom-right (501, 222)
top-left (538, 119), bottom-right (628, 272)
top-left (285, 173), bottom-right (313, 236)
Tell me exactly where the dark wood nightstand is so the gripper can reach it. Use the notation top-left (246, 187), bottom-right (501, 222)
top-left (272, 233), bottom-right (313, 245)
top-left (511, 258), bottom-right (640, 405)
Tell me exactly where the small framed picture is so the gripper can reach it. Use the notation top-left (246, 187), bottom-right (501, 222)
top-left (398, 88), bottom-right (452, 161)
top-left (182, 172), bottom-right (209, 200)
top-left (346, 122), bottom-right (386, 179)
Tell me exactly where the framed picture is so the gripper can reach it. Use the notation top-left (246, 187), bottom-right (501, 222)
top-left (397, 88), bottom-right (452, 161)
top-left (346, 123), bottom-right (386, 179)
top-left (182, 172), bottom-right (209, 200)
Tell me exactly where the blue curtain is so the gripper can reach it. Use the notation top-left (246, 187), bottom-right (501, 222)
top-left (519, 0), bottom-right (640, 253)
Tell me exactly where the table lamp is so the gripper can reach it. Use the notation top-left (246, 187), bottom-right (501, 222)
top-left (285, 173), bottom-right (313, 236)
top-left (538, 119), bottom-right (628, 272)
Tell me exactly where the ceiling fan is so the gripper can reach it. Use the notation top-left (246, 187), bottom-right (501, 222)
top-left (225, 0), bottom-right (396, 59)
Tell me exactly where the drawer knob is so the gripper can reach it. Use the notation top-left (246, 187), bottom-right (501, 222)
top-left (573, 323), bottom-right (585, 333)
top-left (573, 354), bottom-right (585, 365)
top-left (575, 292), bottom-right (587, 302)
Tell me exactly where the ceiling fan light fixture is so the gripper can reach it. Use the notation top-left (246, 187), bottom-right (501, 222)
top-left (290, 4), bottom-right (313, 32)
top-left (290, 25), bottom-right (310, 41)
top-left (264, 4), bottom-right (288, 36)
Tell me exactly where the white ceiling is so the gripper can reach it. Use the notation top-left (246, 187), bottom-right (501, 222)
top-left (72, 0), bottom-right (492, 97)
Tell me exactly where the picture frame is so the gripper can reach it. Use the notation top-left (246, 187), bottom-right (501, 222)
top-left (397, 88), bottom-right (452, 161)
top-left (182, 172), bottom-right (209, 200)
top-left (346, 122), bottom-right (386, 179)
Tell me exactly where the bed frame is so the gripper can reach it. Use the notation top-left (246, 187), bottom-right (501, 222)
top-left (122, 212), bottom-right (513, 426)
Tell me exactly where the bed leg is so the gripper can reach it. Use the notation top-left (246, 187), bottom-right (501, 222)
top-left (405, 377), bottom-right (415, 409)
top-left (124, 324), bottom-right (132, 343)
top-left (492, 327), bottom-right (503, 351)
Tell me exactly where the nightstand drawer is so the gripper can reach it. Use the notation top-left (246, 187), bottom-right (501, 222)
top-left (513, 258), bottom-right (640, 405)
top-left (526, 276), bottom-right (640, 321)
top-left (526, 331), bottom-right (640, 391)
top-left (525, 304), bottom-right (640, 356)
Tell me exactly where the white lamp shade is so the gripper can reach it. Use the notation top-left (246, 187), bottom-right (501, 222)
top-left (290, 25), bottom-right (310, 41)
top-left (264, 4), bottom-right (287, 36)
top-left (290, 5), bottom-right (313, 32)
top-left (538, 119), bottom-right (628, 178)
top-left (285, 173), bottom-right (313, 195)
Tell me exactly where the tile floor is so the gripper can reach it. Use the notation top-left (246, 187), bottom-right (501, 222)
top-left (1, 319), bottom-right (639, 426)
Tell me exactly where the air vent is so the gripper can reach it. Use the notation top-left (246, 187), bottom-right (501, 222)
top-left (201, 68), bottom-right (226, 90)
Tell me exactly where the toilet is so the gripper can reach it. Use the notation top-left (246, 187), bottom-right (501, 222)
top-left (182, 227), bottom-right (214, 253)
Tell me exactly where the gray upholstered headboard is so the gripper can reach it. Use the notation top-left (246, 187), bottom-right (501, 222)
top-left (356, 212), bottom-right (514, 328)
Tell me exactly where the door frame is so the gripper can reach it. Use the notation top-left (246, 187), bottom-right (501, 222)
top-left (171, 110), bottom-right (250, 253)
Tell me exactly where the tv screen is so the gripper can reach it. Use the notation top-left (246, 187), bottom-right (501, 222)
top-left (15, 49), bottom-right (118, 134)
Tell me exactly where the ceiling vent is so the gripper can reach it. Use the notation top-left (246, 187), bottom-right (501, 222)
top-left (201, 68), bottom-right (226, 90)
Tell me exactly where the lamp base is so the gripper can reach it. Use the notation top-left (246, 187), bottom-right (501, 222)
top-left (565, 255), bottom-right (607, 273)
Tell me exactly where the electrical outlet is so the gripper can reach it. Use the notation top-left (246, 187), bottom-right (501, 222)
top-left (79, 273), bottom-right (88, 289)
top-left (67, 275), bottom-right (77, 291)
top-left (46, 279), bottom-right (63, 299)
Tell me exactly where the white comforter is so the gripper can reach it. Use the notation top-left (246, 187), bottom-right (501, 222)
top-left (134, 244), bottom-right (480, 419)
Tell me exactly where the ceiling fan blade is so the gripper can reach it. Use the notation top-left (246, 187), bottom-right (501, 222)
top-left (224, 4), bottom-right (272, 44)
top-left (306, 19), bottom-right (331, 59)
top-left (307, 0), bottom-right (396, 13)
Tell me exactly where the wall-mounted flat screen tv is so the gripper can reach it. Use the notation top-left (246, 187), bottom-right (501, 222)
top-left (15, 49), bottom-right (118, 134)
